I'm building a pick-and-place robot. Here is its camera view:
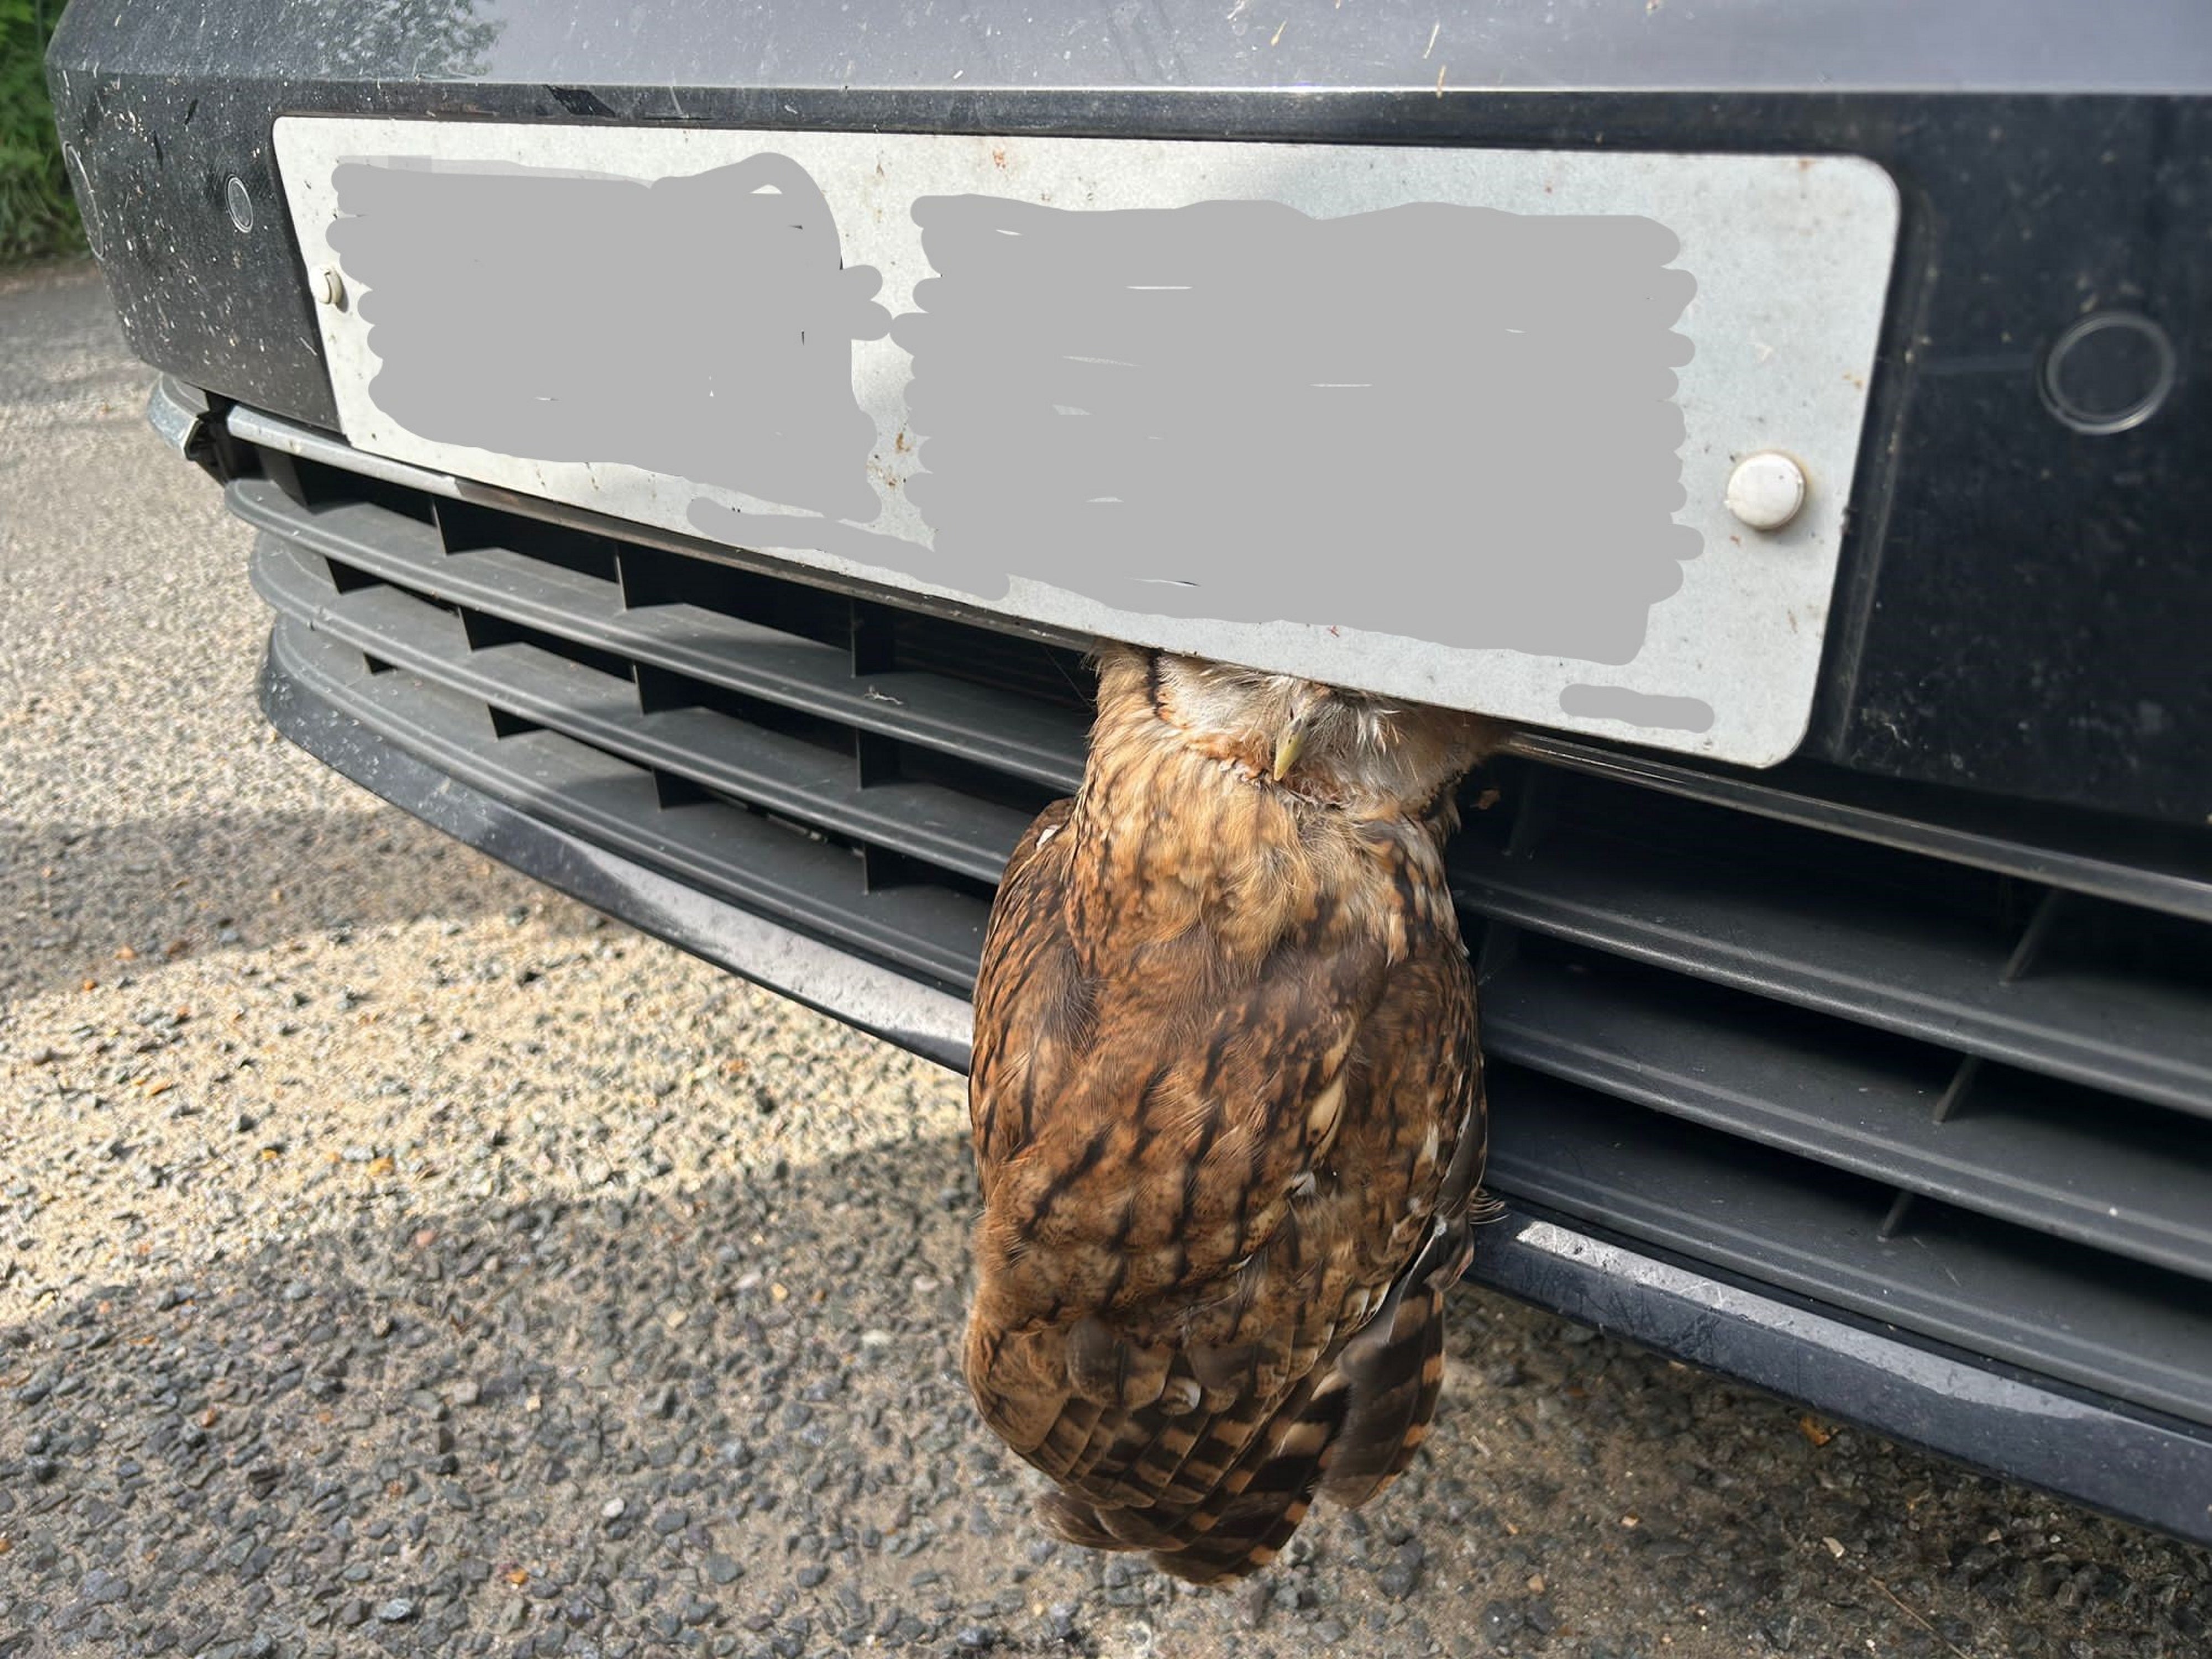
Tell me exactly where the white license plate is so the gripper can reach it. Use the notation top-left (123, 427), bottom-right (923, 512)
top-left (274, 118), bottom-right (1897, 766)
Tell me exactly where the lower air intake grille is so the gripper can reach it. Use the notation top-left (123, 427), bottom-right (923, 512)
top-left (236, 443), bottom-right (2212, 1432)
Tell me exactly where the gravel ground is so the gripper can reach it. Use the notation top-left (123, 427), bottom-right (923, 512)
top-left (4, 259), bottom-right (2209, 1659)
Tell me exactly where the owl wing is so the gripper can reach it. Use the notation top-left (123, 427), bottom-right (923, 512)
top-left (964, 798), bottom-right (1485, 1582)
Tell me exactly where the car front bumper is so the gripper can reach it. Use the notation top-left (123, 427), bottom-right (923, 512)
top-left (171, 382), bottom-right (2212, 1551)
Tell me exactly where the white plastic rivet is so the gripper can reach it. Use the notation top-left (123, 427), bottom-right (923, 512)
top-left (1725, 451), bottom-right (1808, 533)
top-left (315, 267), bottom-right (345, 307)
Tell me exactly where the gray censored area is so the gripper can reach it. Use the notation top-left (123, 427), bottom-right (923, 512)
top-left (1558, 683), bottom-right (1717, 733)
top-left (336, 152), bottom-right (1703, 674)
top-left (893, 194), bottom-right (1698, 662)
top-left (330, 155), bottom-right (893, 524)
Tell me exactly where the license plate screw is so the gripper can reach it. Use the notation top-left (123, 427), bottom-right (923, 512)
top-left (1724, 451), bottom-right (1808, 533)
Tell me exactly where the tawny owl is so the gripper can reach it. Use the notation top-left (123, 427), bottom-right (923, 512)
top-left (964, 644), bottom-right (1500, 1582)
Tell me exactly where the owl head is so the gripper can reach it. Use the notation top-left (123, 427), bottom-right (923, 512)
top-left (1133, 649), bottom-right (1503, 810)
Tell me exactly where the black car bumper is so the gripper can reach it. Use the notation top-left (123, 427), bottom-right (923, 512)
top-left (257, 576), bottom-right (2212, 1550)
top-left (173, 381), bottom-right (2212, 1551)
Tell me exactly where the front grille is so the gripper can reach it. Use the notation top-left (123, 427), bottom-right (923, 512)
top-left (236, 445), bottom-right (2212, 1431)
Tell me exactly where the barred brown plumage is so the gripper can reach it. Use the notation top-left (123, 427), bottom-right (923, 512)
top-left (962, 643), bottom-right (1503, 1582)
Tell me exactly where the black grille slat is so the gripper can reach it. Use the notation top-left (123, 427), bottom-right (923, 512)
top-left (237, 436), bottom-right (2212, 1433)
top-left (1487, 1066), bottom-right (2212, 1429)
top-left (269, 618), bottom-right (991, 989)
top-left (229, 478), bottom-right (1091, 792)
top-left (252, 538), bottom-right (1034, 885)
top-left (886, 608), bottom-right (1097, 712)
top-left (1513, 730), bottom-right (2212, 925)
top-left (1454, 830), bottom-right (2212, 1117)
top-left (1484, 946), bottom-right (2212, 1279)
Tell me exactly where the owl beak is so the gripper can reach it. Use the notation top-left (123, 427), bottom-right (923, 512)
top-left (1272, 727), bottom-right (1306, 781)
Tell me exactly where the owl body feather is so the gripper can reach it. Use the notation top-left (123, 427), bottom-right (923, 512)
top-left (964, 646), bottom-right (1496, 1582)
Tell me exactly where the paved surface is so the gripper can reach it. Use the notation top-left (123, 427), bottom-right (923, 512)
top-left (2, 258), bottom-right (2208, 1659)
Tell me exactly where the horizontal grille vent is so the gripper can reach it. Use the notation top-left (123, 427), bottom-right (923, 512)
top-left (237, 445), bottom-right (2212, 1430)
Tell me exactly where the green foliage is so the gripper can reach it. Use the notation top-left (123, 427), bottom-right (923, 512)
top-left (1, 0), bottom-right (84, 265)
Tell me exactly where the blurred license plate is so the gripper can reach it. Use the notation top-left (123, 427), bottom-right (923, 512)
top-left (275, 117), bottom-right (1897, 766)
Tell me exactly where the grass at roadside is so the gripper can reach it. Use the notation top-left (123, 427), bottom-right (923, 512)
top-left (2, 0), bottom-right (83, 267)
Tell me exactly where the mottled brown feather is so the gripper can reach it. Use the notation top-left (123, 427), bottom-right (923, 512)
top-left (964, 645), bottom-right (1497, 1582)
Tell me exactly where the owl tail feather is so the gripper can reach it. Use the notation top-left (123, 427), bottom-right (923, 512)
top-left (1034, 1373), bottom-right (1342, 1584)
top-left (1312, 1205), bottom-right (1475, 1507)
top-left (1035, 1207), bottom-right (1480, 1585)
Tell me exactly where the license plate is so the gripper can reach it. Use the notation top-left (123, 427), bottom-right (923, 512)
top-left (274, 118), bottom-right (1897, 766)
